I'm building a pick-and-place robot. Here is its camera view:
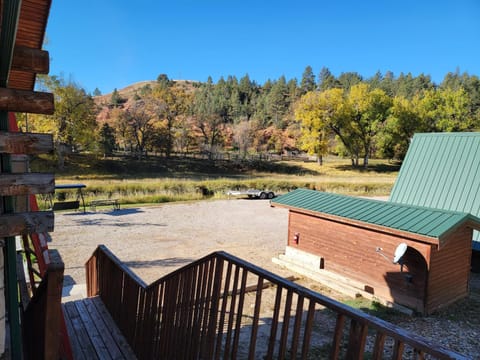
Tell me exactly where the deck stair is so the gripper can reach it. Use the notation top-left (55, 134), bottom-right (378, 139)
top-left (62, 297), bottom-right (136, 360)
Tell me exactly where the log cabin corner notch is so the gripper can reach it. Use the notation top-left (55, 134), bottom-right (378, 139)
top-left (271, 189), bottom-right (480, 314)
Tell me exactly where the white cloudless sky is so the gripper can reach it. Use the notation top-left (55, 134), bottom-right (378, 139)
top-left (45, 0), bottom-right (480, 94)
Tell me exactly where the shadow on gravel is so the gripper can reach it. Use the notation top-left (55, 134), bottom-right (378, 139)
top-left (61, 208), bottom-right (145, 216)
top-left (73, 218), bottom-right (167, 227)
top-left (106, 208), bottom-right (144, 216)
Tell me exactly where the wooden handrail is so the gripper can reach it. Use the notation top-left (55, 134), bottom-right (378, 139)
top-left (86, 245), bottom-right (469, 360)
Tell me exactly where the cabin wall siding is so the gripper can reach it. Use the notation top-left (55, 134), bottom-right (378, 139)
top-left (287, 211), bottom-right (430, 312)
top-left (426, 227), bottom-right (472, 313)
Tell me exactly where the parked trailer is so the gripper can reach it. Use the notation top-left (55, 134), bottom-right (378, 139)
top-left (227, 189), bottom-right (275, 199)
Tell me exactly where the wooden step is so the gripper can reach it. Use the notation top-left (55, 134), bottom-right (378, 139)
top-left (62, 297), bottom-right (137, 359)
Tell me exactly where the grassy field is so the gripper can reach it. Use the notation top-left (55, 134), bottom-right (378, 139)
top-left (33, 153), bottom-right (399, 207)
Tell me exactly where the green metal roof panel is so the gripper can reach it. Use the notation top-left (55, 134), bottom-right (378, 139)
top-left (272, 189), bottom-right (480, 240)
top-left (389, 132), bottom-right (480, 249)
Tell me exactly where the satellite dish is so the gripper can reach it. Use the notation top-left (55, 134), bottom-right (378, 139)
top-left (393, 243), bottom-right (408, 264)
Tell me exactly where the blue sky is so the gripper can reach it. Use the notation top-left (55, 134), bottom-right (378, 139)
top-left (45, 0), bottom-right (480, 95)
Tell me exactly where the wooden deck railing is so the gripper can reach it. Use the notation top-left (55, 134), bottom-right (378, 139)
top-left (22, 250), bottom-right (65, 360)
top-left (86, 245), bottom-right (469, 360)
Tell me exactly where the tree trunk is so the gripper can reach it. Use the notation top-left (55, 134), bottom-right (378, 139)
top-left (317, 154), bottom-right (323, 166)
top-left (57, 149), bottom-right (65, 170)
top-left (363, 154), bottom-right (369, 167)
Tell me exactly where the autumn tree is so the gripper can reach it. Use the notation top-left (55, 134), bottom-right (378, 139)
top-left (120, 99), bottom-right (155, 159)
top-left (416, 88), bottom-right (474, 132)
top-left (152, 84), bottom-right (190, 157)
top-left (174, 116), bottom-right (196, 156)
top-left (295, 89), bottom-right (352, 165)
top-left (232, 120), bottom-right (254, 157)
top-left (377, 96), bottom-right (421, 159)
top-left (347, 84), bottom-right (392, 166)
top-left (295, 92), bottom-right (329, 165)
top-left (37, 75), bottom-right (97, 167)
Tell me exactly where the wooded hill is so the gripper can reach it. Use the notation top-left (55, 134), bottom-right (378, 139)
top-left (20, 67), bottom-right (480, 167)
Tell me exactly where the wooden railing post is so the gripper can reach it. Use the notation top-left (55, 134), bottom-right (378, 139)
top-left (43, 257), bottom-right (65, 360)
top-left (85, 248), bottom-right (99, 297)
top-left (23, 250), bottom-right (65, 360)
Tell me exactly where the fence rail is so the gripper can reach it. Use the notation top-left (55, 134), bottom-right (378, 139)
top-left (86, 245), bottom-right (468, 360)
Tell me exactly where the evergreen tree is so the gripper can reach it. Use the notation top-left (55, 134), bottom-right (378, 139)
top-left (157, 73), bottom-right (172, 88)
top-left (110, 88), bottom-right (122, 107)
top-left (318, 67), bottom-right (338, 91)
top-left (378, 71), bottom-right (395, 97)
top-left (267, 76), bottom-right (289, 127)
top-left (98, 123), bottom-right (116, 157)
top-left (337, 72), bottom-right (363, 91)
top-left (300, 65), bottom-right (316, 95)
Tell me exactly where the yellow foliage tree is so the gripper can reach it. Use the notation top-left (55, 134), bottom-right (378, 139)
top-left (295, 88), bottom-right (349, 165)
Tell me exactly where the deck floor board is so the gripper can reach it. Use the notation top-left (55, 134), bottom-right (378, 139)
top-left (63, 297), bottom-right (136, 359)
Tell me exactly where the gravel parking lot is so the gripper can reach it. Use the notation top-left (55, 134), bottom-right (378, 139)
top-left (50, 199), bottom-right (291, 288)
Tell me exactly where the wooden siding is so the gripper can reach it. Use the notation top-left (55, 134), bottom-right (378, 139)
top-left (426, 226), bottom-right (472, 313)
top-left (288, 210), bottom-right (431, 312)
top-left (0, 88), bottom-right (54, 114)
top-left (0, 131), bottom-right (53, 154)
top-left (0, 211), bottom-right (54, 237)
top-left (0, 172), bottom-right (54, 196)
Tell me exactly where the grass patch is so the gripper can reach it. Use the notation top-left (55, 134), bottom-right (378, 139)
top-left (342, 297), bottom-right (402, 321)
top-left (34, 153), bottom-right (398, 207)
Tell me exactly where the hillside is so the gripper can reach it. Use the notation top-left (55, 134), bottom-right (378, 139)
top-left (94, 79), bottom-right (197, 103)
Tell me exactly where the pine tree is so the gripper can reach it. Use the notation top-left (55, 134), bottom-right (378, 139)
top-left (300, 65), bottom-right (316, 95)
top-left (98, 123), bottom-right (116, 157)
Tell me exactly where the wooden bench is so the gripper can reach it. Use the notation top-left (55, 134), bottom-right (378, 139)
top-left (89, 199), bottom-right (120, 212)
top-left (52, 200), bottom-right (80, 211)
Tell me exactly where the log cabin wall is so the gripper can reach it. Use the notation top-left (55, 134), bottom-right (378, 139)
top-left (0, 0), bottom-right (54, 356)
top-left (426, 226), bottom-right (473, 314)
top-left (287, 210), bottom-right (432, 313)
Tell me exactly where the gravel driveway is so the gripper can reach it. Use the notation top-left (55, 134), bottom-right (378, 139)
top-left (50, 199), bottom-right (291, 287)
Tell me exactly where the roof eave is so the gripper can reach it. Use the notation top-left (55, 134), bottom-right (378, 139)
top-left (274, 203), bottom-right (441, 246)
top-left (0, 0), bottom-right (22, 87)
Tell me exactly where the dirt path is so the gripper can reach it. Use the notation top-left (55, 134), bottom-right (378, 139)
top-left (50, 199), bottom-right (292, 287)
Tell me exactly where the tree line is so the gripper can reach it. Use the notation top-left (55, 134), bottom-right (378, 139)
top-left (20, 67), bottom-right (480, 167)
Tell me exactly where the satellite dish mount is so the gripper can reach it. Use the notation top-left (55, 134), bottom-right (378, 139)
top-left (376, 243), bottom-right (408, 270)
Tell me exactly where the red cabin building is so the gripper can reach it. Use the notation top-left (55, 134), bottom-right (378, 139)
top-left (272, 189), bottom-right (480, 314)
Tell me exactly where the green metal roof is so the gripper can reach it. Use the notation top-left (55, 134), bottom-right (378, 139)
top-left (272, 189), bottom-right (480, 242)
top-left (389, 132), bottom-right (480, 250)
